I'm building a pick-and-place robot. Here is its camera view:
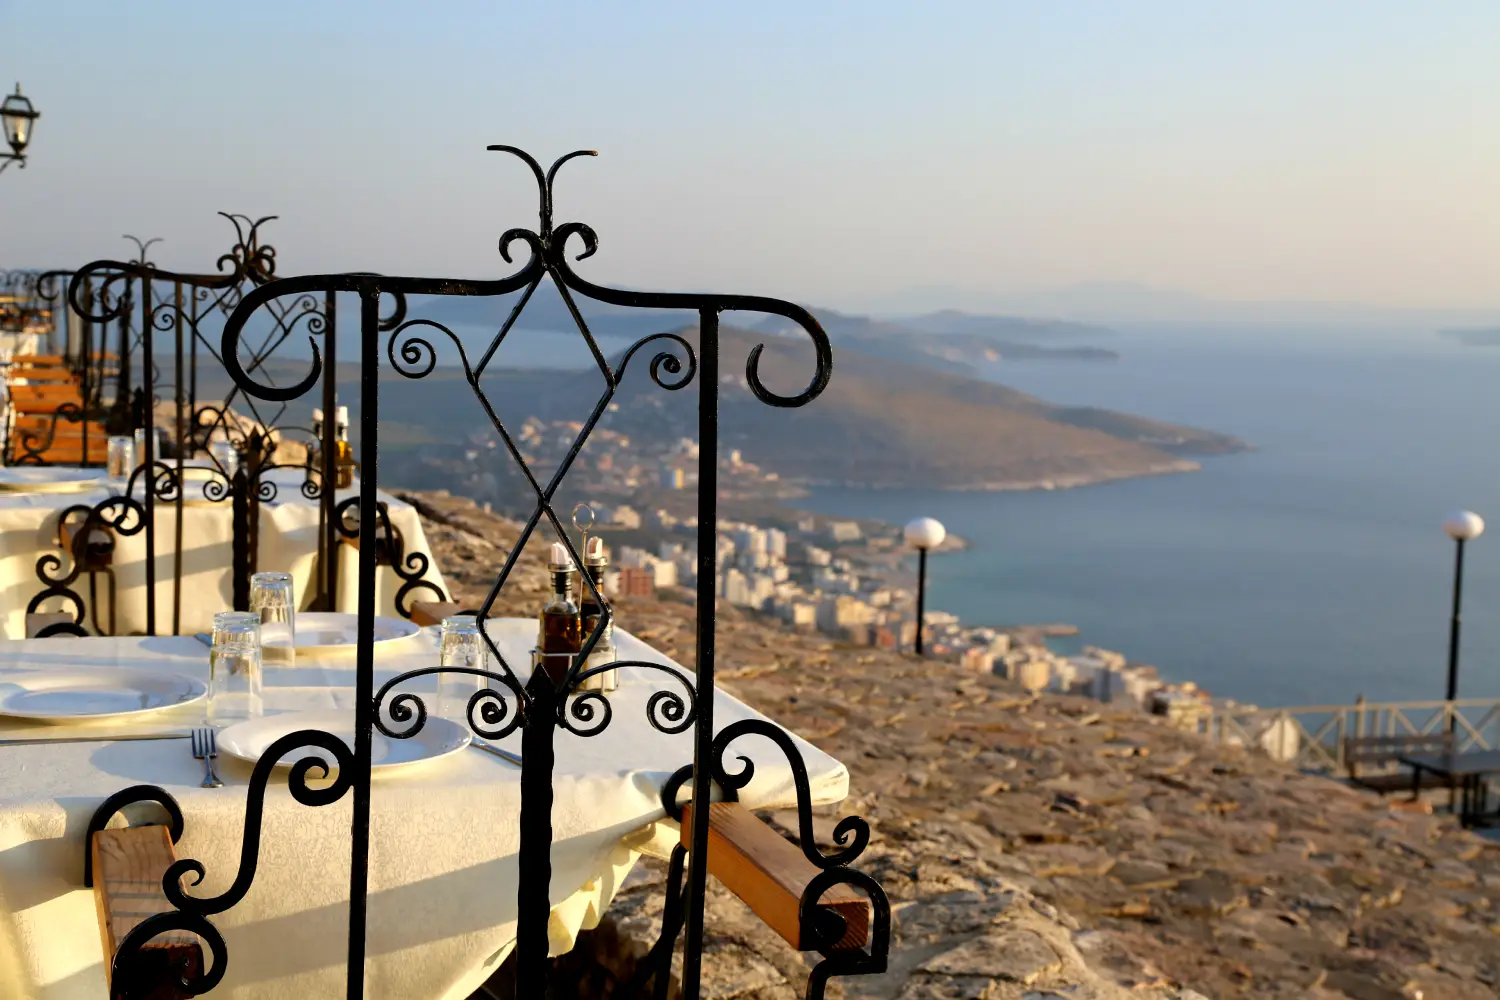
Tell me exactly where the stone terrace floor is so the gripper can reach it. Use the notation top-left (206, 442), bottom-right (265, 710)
top-left (406, 491), bottom-right (1500, 1000)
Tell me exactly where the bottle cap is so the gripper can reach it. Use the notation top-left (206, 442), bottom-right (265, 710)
top-left (548, 542), bottom-right (575, 572)
top-left (312, 407), bottom-right (324, 422)
top-left (585, 536), bottom-right (609, 567)
top-left (335, 405), bottom-right (349, 424)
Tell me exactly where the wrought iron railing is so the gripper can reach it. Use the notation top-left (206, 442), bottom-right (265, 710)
top-left (97, 144), bottom-right (888, 1000)
top-left (1202, 697), bottom-right (1500, 772)
top-left (23, 215), bottom-right (435, 635)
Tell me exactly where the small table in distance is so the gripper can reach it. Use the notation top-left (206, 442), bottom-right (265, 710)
top-left (1397, 750), bottom-right (1500, 827)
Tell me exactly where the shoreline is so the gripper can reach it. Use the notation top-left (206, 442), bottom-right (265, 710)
top-left (786, 458), bottom-right (1204, 494)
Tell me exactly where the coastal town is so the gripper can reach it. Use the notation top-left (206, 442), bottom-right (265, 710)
top-left (458, 414), bottom-right (1218, 727)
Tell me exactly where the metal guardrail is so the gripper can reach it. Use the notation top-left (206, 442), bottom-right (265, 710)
top-left (1201, 698), bottom-right (1500, 773)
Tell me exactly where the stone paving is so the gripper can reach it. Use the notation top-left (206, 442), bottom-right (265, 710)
top-left (405, 491), bottom-right (1500, 1000)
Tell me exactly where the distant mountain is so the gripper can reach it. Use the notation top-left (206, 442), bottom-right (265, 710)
top-left (896, 310), bottom-right (1114, 342)
top-left (196, 317), bottom-right (1244, 495)
top-left (595, 326), bottom-right (1237, 490)
top-left (859, 282), bottom-right (1500, 328)
top-left (412, 286), bottom-right (1118, 376)
top-left (751, 306), bottom-right (1118, 373)
top-left (1438, 327), bottom-right (1500, 348)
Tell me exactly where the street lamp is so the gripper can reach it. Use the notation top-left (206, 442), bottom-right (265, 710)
top-left (0, 83), bottom-right (39, 175)
top-left (904, 516), bottom-right (946, 655)
top-left (1442, 510), bottom-right (1484, 706)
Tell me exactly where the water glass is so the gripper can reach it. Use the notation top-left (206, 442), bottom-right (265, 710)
top-left (210, 439), bottom-right (239, 479)
top-left (210, 611), bottom-right (262, 728)
top-left (133, 427), bottom-right (167, 464)
top-left (438, 615), bottom-right (487, 726)
top-left (250, 571), bottom-right (296, 667)
top-left (106, 436), bottom-right (134, 481)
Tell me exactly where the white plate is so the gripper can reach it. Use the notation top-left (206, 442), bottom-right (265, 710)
top-left (0, 466), bottom-right (105, 493)
top-left (0, 668), bottom-right (207, 721)
top-left (295, 612), bottom-right (422, 653)
top-left (217, 710), bottom-right (470, 772)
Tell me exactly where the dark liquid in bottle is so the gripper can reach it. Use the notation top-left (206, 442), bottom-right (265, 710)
top-left (537, 570), bottom-right (582, 684)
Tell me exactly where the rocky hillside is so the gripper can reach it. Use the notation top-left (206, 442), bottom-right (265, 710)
top-left (405, 492), bottom-right (1500, 1000)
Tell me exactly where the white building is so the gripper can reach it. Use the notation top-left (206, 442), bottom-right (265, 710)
top-left (766, 528), bottom-right (787, 560)
top-left (827, 521), bottom-right (862, 543)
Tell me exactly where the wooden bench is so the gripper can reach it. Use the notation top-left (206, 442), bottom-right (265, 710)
top-left (1344, 734), bottom-right (1456, 795)
top-left (7, 383), bottom-right (85, 414)
top-left (86, 788), bottom-right (201, 999)
top-left (8, 365), bottom-right (78, 383)
top-left (681, 801), bottom-right (869, 952)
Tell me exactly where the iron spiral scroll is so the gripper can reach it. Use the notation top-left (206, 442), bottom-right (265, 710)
top-left (80, 737), bottom-right (355, 998)
top-left (194, 144), bottom-right (871, 1000)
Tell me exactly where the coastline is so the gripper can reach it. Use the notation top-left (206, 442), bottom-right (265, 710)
top-left (788, 457), bottom-right (1202, 494)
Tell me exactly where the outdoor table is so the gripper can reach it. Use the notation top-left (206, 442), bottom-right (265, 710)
top-left (0, 466), bottom-right (445, 638)
top-left (0, 623), bottom-right (846, 999)
top-left (1397, 749), bottom-right (1500, 827)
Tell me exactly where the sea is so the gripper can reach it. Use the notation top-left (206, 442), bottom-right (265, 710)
top-left (797, 326), bottom-right (1500, 709)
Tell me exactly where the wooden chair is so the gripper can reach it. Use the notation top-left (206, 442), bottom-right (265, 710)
top-left (1344, 733), bottom-right (1456, 795)
top-left (410, 600), bottom-right (465, 627)
top-left (681, 802), bottom-right (870, 952)
top-left (85, 787), bottom-right (203, 1000)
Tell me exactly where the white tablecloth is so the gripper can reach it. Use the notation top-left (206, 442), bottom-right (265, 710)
top-left (0, 468), bottom-right (447, 639)
top-left (0, 622), bottom-right (847, 1000)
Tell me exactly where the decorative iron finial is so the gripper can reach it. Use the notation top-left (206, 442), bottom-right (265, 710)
top-left (121, 235), bottom-right (162, 267)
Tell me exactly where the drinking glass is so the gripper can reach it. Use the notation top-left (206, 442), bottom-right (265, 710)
top-left (438, 615), bottom-right (487, 726)
top-left (106, 436), bottom-right (134, 482)
top-left (133, 427), bottom-right (167, 464)
top-left (250, 571), bottom-right (297, 667)
top-left (210, 611), bottom-right (262, 728)
top-left (210, 439), bottom-right (239, 480)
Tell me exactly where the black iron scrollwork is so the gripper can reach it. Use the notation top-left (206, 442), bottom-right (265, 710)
top-left (331, 496), bottom-right (449, 619)
top-left (28, 491), bottom-right (147, 635)
top-left (372, 665), bottom-right (526, 742)
top-left (657, 719), bottom-right (890, 999)
top-left (107, 731), bottom-right (355, 997)
top-left (212, 144), bottom-right (844, 1000)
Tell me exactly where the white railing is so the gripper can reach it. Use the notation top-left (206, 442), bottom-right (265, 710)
top-left (1199, 698), bottom-right (1500, 773)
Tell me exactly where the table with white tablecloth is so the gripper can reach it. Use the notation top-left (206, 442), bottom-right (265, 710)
top-left (0, 622), bottom-right (848, 1000)
top-left (0, 467), bottom-right (447, 638)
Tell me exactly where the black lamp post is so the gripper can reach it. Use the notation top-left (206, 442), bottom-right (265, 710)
top-left (0, 83), bottom-right (40, 175)
top-left (904, 516), bottom-right (945, 655)
top-left (1443, 510), bottom-right (1484, 708)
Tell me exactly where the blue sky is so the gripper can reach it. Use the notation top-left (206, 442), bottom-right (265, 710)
top-left (2, 2), bottom-right (1498, 316)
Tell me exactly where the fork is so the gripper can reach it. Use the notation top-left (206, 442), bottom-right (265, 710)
top-left (192, 727), bottom-right (223, 788)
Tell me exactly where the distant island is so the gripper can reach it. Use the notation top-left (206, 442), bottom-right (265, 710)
top-left (1438, 327), bottom-right (1500, 348)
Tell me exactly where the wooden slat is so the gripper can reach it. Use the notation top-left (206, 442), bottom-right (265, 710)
top-left (25, 611), bottom-right (76, 637)
top-left (681, 801), bottom-right (869, 951)
top-left (12, 440), bottom-right (109, 465)
top-left (91, 825), bottom-right (202, 999)
top-left (410, 600), bottom-right (463, 627)
top-left (13, 414), bottom-right (109, 435)
top-left (8, 366), bottom-right (77, 383)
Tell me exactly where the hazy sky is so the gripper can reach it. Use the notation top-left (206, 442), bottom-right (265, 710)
top-left (3, 2), bottom-right (1498, 315)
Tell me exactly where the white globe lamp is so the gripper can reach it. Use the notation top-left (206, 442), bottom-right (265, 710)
top-left (904, 517), bottom-right (947, 551)
top-left (904, 517), bottom-right (945, 655)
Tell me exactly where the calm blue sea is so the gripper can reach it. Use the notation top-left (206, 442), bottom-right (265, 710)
top-left (799, 326), bottom-right (1500, 708)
